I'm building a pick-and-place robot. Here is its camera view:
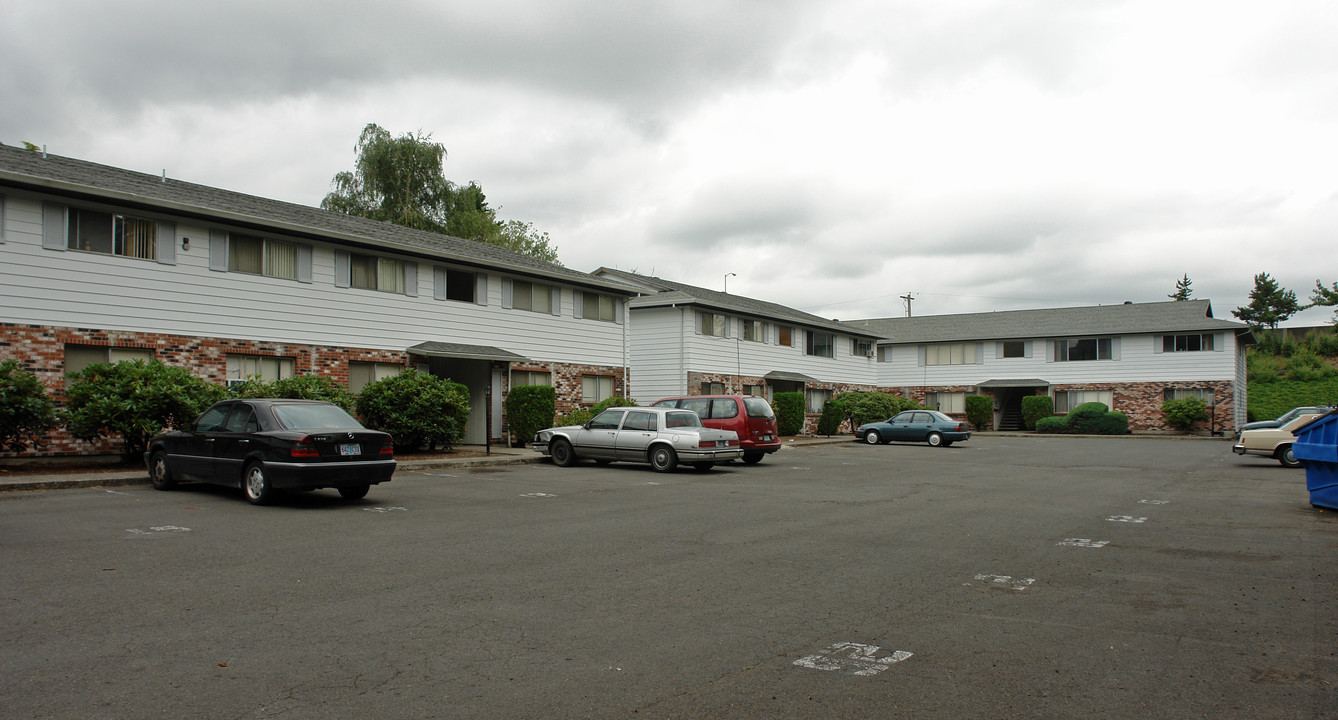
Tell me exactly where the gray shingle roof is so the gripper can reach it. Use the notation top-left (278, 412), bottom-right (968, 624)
top-left (0, 144), bottom-right (631, 294)
top-left (594, 267), bottom-right (882, 339)
top-left (842, 300), bottom-right (1253, 344)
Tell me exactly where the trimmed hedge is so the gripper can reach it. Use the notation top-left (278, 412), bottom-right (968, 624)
top-left (505, 385), bottom-right (556, 446)
top-left (773, 392), bottom-right (806, 436)
top-left (1034, 401), bottom-right (1128, 435)
top-left (816, 398), bottom-right (844, 436)
top-left (1020, 395), bottom-right (1054, 430)
top-left (964, 395), bottom-right (993, 430)
top-left (553, 395), bottom-right (638, 428)
top-left (229, 374), bottom-right (356, 411)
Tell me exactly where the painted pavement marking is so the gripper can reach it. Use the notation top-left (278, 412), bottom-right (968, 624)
top-left (1057, 538), bottom-right (1110, 548)
top-left (125, 525), bottom-right (191, 537)
top-left (1107, 515), bottom-right (1147, 523)
top-left (972, 573), bottom-right (1035, 591)
top-left (362, 506), bottom-right (408, 513)
top-left (520, 492), bottom-right (557, 498)
top-left (1139, 499), bottom-right (1169, 505)
top-left (793, 642), bottom-right (913, 676)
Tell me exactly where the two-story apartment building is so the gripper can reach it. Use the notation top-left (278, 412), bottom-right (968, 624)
top-left (0, 145), bottom-right (634, 454)
top-left (593, 269), bottom-right (885, 424)
top-left (847, 300), bottom-right (1253, 433)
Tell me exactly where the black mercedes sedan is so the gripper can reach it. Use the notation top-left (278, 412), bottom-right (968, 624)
top-left (144, 399), bottom-right (395, 505)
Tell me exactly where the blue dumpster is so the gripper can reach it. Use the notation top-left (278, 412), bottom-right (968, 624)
top-left (1292, 408), bottom-right (1338, 510)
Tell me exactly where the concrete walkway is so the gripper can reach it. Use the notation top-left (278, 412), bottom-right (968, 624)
top-left (0, 437), bottom-right (856, 493)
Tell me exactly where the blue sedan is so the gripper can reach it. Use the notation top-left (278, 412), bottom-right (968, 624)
top-left (855, 410), bottom-right (971, 447)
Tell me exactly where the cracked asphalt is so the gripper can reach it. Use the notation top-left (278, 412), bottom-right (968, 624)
top-left (1, 436), bottom-right (1334, 719)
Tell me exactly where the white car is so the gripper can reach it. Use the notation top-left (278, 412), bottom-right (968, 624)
top-left (1232, 410), bottom-right (1329, 467)
top-left (532, 406), bottom-right (742, 472)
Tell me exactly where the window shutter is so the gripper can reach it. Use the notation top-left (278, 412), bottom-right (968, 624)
top-left (42, 202), bottom-right (65, 251)
top-left (1213, 333), bottom-right (1224, 352)
top-left (694, 311), bottom-right (703, 335)
top-left (501, 278), bottom-right (513, 309)
top-left (404, 262), bottom-right (418, 297)
top-left (917, 345), bottom-right (926, 367)
top-left (296, 244), bottom-right (312, 283)
top-left (1025, 341), bottom-right (1033, 359)
top-left (995, 342), bottom-right (1004, 358)
top-left (976, 342), bottom-right (985, 365)
top-left (1111, 337), bottom-right (1121, 361)
top-left (550, 286), bottom-right (560, 316)
top-left (574, 291), bottom-right (584, 319)
top-left (0, 195), bottom-right (6, 243)
top-left (1045, 340), bottom-right (1055, 363)
top-left (154, 221), bottom-right (176, 265)
top-left (1153, 335), bottom-right (1164, 354)
top-left (615, 298), bottom-right (624, 325)
top-left (209, 229), bottom-right (228, 271)
top-left (334, 250), bottom-right (350, 288)
top-left (434, 266), bottom-right (446, 300)
top-left (474, 273), bottom-right (487, 305)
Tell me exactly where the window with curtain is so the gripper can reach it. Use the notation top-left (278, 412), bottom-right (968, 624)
top-left (349, 361), bottom-right (401, 393)
top-left (925, 392), bottom-right (965, 413)
top-left (229, 234), bottom-right (297, 279)
top-left (1054, 390), bottom-right (1114, 413)
top-left (700, 311), bottom-right (726, 337)
top-left (511, 370), bottom-right (551, 386)
top-left (351, 253), bottom-right (405, 293)
top-left (806, 388), bottom-right (831, 413)
top-left (226, 355), bottom-right (295, 384)
top-left (64, 345), bottom-right (154, 376)
top-left (514, 280), bottom-right (553, 313)
top-left (743, 320), bottom-right (764, 342)
top-left (581, 375), bottom-right (614, 403)
top-left (925, 343), bottom-right (977, 365)
top-left (67, 209), bottom-right (156, 260)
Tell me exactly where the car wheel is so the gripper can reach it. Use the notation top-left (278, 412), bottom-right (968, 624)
top-left (338, 484), bottom-right (370, 500)
top-left (927, 432), bottom-right (944, 447)
top-left (550, 438), bottom-right (576, 467)
top-left (692, 462), bottom-right (715, 472)
top-left (742, 452), bottom-right (765, 465)
top-left (148, 451), bottom-right (176, 490)
top-left (1277, 444), bottom-right (1302, 468)
top-left (649, 445), bottom-right (678, 473)
top-left (243, 462), bottom-right (277, 505)
top-left (864, 431), bottom-right (881, 445)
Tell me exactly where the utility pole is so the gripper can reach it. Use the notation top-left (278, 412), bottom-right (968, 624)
top-left (900, 292), bottom-right (915, 317)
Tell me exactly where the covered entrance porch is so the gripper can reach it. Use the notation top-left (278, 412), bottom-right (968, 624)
top-left (976, 378), bottom-right (1051, 431)
top-left (407, 342), bottom-right (529, 445)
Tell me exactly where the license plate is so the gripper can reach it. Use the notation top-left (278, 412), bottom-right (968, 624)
top-left (762, 435), bottom-right (773, 441)
top-left (339, 443), bottom-right (361, 456)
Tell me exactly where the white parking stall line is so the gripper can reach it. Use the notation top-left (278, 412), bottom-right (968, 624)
top-left (1106, 515), bottom-right (1147, 523)
top-left (1057, 538), bottom-right (1110, 548)
top-left (125, 525), bottom-right (191, 538)
top-left (520, 492), bottom-right (557, 498)
top-left (793, 642), bottom-right (913, 676)
top-left (1139, 499), bottom-right (1169, 505)
top-left (362, 506), bottom-right (408, 513)
top-left (972, 573), bottom-right (1035, 591)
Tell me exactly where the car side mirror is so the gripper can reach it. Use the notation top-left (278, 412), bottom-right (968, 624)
top-left (583, 421), bottom-right (593, 430)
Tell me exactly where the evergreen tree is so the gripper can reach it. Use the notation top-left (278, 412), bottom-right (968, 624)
top-left (1231, 272), bottom-right (1299, 328)
top-left (1168, 274), bottom-right (1193, 301)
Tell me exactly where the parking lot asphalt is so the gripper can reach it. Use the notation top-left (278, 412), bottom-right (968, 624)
top-left (2, 434), bottom-right (1333, 719)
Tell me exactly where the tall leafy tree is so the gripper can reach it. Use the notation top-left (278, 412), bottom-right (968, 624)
top-left (1232, 272), bottom-right (1299, 329)
top-left (322, 123), bottom-right (560, 264)
top-left (1168, 274), bottom-right (1193, 301)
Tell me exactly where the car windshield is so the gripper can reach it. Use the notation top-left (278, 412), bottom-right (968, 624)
top-left (743, 398), bottom-right (775, 419)
top-left (271, 404), bottom-right (364, 430)
top-left (664, 411), bottom-right (703, 428)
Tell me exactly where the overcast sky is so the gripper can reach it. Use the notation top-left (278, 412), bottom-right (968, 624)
top-left (4, 0), bottom-right (1336, 325)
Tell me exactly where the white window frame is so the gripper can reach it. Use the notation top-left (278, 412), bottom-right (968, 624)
top-left (1054, 389), bottom-right (1114, 413)
top-left (64, 345), bottom-right (154, 376)
top-left (1054, 338), bottom-right (1113, 362)
top-left (925, 343), bottom-right (977, 366)
top-left (229, 234), bottom-right (298, 280)
top-left (581, 375), bottom-right (615, 404)
top-left (512, 370), bottom-right (552, 386)
top-left (226, 355), bottom-right (295, 385)
top-left (925, 391), bottom-right (966, 414)
top-left (806, 388), bottom-right (831, 413)
top-left (806, 331), bottom-right (835, 358)
top-left (349, 361), bottom-right (401, 393)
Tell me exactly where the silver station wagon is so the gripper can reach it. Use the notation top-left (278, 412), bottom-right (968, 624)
top-left (532, 406), bottom-right (742, 472)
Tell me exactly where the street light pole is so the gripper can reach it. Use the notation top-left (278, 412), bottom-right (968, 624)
top-left (724, 272), bottom-right (736, 293)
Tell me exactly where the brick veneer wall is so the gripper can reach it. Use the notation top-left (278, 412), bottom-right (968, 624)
top-left (1, 323), bottom-right (627, 458)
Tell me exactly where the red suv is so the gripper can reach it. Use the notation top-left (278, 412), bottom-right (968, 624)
top-left (651, 395), bottom-right (781, 464)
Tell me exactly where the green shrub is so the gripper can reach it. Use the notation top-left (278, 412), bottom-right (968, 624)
top-left (231, 374), bottom-right (356, 411)
top-left (1247, 354), bottom-right (1284, 383)
top-left (1310, 333), bottom-right (1338, 357)
top-left (964, 395), bottom-right (993, 430)
top-left (774, 392), bottom-right (805, 436)
top-left (1247, 377), bottom-right (1338, 421)
top-left (355, 369), bottom-right (470, 452)
top-left (1020, 395), bottom-right (1054, 430)
top-left (1065, 402), bottom-right (1111, 434)
top-left (0, 360), bottom-right (59, 453)
top-left (847, 392), bottom-right (913, 427)
top-left (1035, 416), bottom-right (1068, 434)
top-left (589, 395), bottom-right (638, 414)
top-left (554, 408), bottom-right (593, 427)
top-left (505, 385), bottom-right (556, 446)
top-left (816, 398), bottom-right (844, 436)
top-left (1162, 396), bottom-right (1210, 431)
top-left (63, 360), bottom-right (226, 458)
top-left (1095, 412), bottom-right (1130, 435)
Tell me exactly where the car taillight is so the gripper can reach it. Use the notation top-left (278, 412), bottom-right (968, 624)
top-left (380, 436), bottom-right (394, 457)
top-left (956, 423), bottom-right (968, 432)
top-left (291, 436), bottom-right (319, 458)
